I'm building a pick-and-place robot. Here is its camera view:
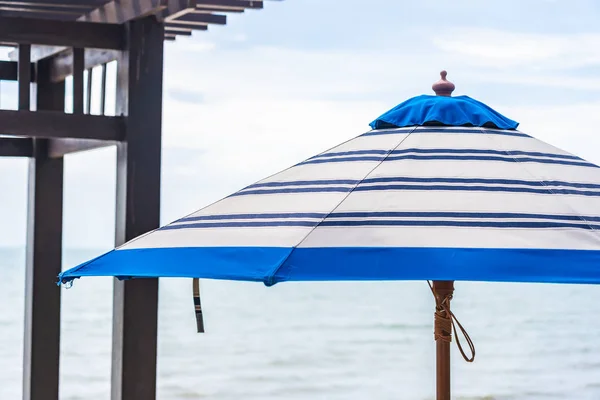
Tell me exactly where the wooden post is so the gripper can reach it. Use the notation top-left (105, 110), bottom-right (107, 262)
top-left (111, 16), bottom-right (164, 400)
top-left (23, 55), bottom-right (66, 400)
top-left (432, 280), bottom-right (454, 400)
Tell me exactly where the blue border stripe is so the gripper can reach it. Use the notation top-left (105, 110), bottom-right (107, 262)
top-left (59, 246), bottom-right (600, 285)
top-left (243, 177), bottom-right (600, 191)
top-left (181, 212), bottom-right (329, 222)
top-left (249, 179), bottom-right (359, 189)
top-left (279, 247), bottom-right (600, 285)
top-left (302, 156), bottom-right (385, 165)
top-left (179, 211), bottom-right (600, 223)
top-left (321, 220), bottom-right (599, 229)
top-left (360, 176), bottom-right (600, 189)
top-left (353, 184), bottom-right (600, 196)
top-left (301, 154), bottom-right (596, 168)
top-left (233, 187), bottom-right (352, 196)
top-left (312, 148), bottom-right (581, 161)
top-left (164, 219), bottom-right (600, 230)
top-left (310, 150), bottom-right (390, 159)
top-left (234, 184), bottom-right (600, 197)
top-left (328, 211), bottom-right (600, 222)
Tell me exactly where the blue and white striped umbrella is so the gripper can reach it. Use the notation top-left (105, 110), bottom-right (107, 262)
top-left (60, 73), bottom-right (600, 287)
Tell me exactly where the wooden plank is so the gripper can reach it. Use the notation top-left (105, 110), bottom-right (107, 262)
top-left (3, 0), bottom-right (109, 6)
top-left (0, 4), bottom-right (89, 15)
top-left (169, 11), bottom-right (226, 24)
top-left (85, 67), bottom-right (92, 114)
top-left (0, 109), bottom-right (125, 140)
top-left (23, 55), bottom-right (65, 400)
top-left (100, 62), bottom-right (107, 115)
top-left (165, 28), bottom-right (191, 35)
top-left (0, 0), bottom-right (95, 10)
top-left (0, 137), bottom-right (34, 157)
top-left (196, 0), bottom-right (262, 10)
top-left (0, 16), bottom-right (124, 49)
top-left (18, 44), bottom-right (31, 110)
top-left (165, 22), bottom-right (207, 30)
top-left (72, 48), bottom-right (84, 114)
top-left (0, 60), bottom-right (36, 81)
top-left (112, 16), bottom-right (163, 400)
top-left (196, 4), bottom-right (243, 12)
top-left (0, 9), bottom-right (78, 18)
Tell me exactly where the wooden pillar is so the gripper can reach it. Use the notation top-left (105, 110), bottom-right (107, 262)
top-left (432, 281), bottom-right (454, 400)
top-left (23, 54), bottom-right (65, 400)
top-left (111, 16), bottom-right (164, 400)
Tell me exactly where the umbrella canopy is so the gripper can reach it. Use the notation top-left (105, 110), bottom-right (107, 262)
top-left (59, 73), bottom-right (600, 287)
top-left (58, 71), bottom-right (600, 400)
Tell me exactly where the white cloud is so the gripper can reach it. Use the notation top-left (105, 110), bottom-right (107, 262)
top-left (179, 39), bottom-right (217, 53)
top-left (434, 28), bottom-right (600, 70)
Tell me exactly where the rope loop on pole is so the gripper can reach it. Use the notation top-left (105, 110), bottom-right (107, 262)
top-left (428, 281), bottom-right (475, 363)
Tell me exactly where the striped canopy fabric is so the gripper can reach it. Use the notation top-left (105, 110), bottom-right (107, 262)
top-left (60, 119), bottom-right (600, 286)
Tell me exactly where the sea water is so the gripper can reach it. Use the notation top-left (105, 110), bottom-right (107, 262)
top-left (1, 247), bottom-right (599, 400)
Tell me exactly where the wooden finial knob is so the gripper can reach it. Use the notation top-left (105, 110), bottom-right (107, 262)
top-left (432, 70), bottom-right (455, 97)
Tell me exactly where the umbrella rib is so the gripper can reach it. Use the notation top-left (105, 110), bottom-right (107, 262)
top-left (263, 126), bottom-right (420, 285)
top-left (478, 127), bottom-right (600, 238)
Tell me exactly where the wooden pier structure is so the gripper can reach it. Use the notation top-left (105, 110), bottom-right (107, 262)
top-left (0, 1), bottom-right (275, 399)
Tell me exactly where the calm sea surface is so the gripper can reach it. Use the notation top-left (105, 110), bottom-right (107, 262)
top-left (1, 247), bottom-right (599, 399)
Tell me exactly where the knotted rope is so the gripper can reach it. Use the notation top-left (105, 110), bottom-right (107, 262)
top-left (428, 281), bottom-right (475, 362)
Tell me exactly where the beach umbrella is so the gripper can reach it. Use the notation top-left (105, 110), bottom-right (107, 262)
top-left (59, 71), bottom-right (600, 400)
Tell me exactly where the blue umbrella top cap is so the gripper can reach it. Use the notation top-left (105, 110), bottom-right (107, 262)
top-left (369, 71), bottom-right (519, 130)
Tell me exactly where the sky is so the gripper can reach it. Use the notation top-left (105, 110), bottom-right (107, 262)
top-left (2, 0), bottom-right (600, 250)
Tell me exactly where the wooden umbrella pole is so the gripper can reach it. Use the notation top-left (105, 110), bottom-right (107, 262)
top-left (432, 280), bottom-right (455, 400)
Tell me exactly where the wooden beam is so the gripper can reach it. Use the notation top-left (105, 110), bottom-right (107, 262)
top-left (196, 5), bottom-right (243, 12)
top-left (169, 11), bottom-right (226, 24)
top-left (196, 0), bottom-right (262, 10)
top-left (0, 16), bottom-right (125, 49)
top-left (165, 22), bottom-right (207, 30)
top-left (72, 48), bottom-right (84, 114)
top-left (0, 109), bottom-right (125, 140)
top-left (0, 4), bottom-right (90, 15)
top-left (23, 55), bottom-right (65, 400)
top-left (0, 137), bottom-right (34, 157)
top-left (0, 60), bottom-right (36, 81)
top-left (48, 138), bottom-right (115, 158)
top-left (18, 44), bottom-right (31, 110)
top-left (0, 9), bottom-right (79, 18)
top-left (165, 28), bottom-right (191, 35)
top-left (86, 66), bottom-right (93, 114)
top-left (112, 17), bottom-right (163, 400)
top-left (3, 0), bottom-right (108, 5)
top-left (100, 62), bottom-right (107, 114)
top-left (0, 0), bottom-right (95, 10)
